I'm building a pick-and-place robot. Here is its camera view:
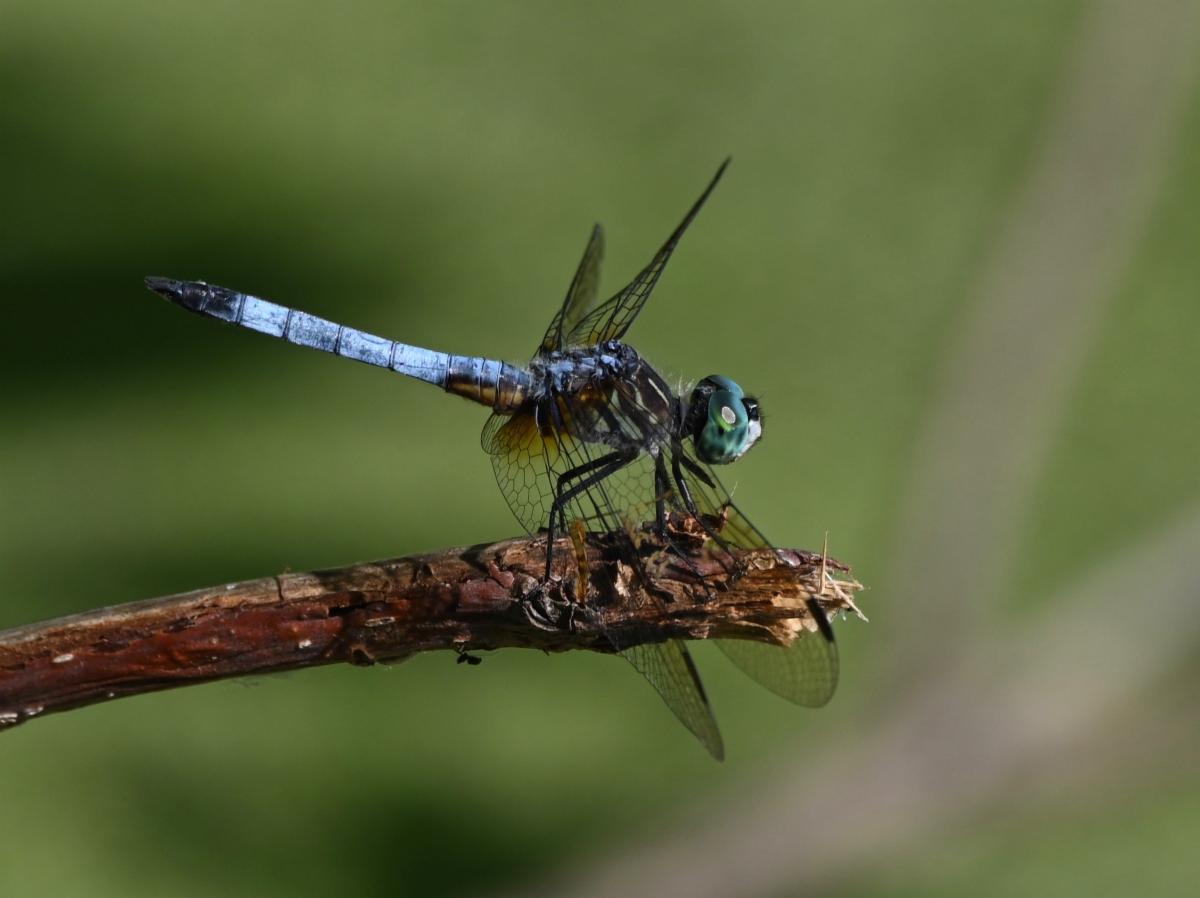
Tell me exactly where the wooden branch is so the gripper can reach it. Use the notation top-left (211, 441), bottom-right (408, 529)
top-left (0, 531), bottom-right (863, 731)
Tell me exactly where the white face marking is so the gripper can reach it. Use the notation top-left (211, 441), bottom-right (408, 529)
top-left (734, 419), bottom-right (763, 459)
top-left (720, 405), bottom-right (737, 425)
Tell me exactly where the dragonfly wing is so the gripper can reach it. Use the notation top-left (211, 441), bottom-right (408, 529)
top-left (713, 632), bottom-right (838, 708)
top-left (564, 159), bottom-right (729, 348)
top-left (677, 444), bottom-right (840, 707)
top-left (480, 389), bottom-right (659, 539)
top-left (538, 224), bottom-right (606, 356)
top-left (621, 640), bottom-right (724, 760)
top-left (481, 407), bottom-right (557, 536)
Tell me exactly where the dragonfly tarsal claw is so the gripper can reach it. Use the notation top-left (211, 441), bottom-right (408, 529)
top-left (724, 554), bottom-right (753, 586)
top-left (519, 578), bottom-right (572, 631)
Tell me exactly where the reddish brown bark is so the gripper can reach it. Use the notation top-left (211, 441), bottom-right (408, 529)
top-left (0, 533), bottom-right (862, 730)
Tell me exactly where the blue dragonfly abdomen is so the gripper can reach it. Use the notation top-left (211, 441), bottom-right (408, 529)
top-left (145, 277), bottom-right (531, 411)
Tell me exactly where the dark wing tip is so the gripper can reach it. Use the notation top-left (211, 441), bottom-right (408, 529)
top-left (698, 156), bottom-right (731, 209)
top-left (806, 597), bottom-right (837, 643)
top-left (704, 157), bottom-right (731, 195)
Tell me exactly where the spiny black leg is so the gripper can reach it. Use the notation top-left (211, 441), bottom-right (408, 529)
top-left (651, 524), bottom-right (712, 599)
top-left (678, 453), bottom-right (717, 489)
top-left (672, 453), bottom-right (739, 578)
top-left (651, 454), bottom-right (719, 597)
top-left (545, 449), bottom-right (632, 581)
top-left (654, 454), bottom-right (670, 537)
top-left (671, 453), bottom-right (701, 518)
top-left (594, 401), bottom-right (628, 438)
top-left (547, 449), bottom-right (624, 578)
top-left (531, 454), bottom-right (636, 625)
top-left (671, 453), bottom-right (728, 549)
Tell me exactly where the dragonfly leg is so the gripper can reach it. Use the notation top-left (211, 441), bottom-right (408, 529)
top-left (671, 453), bottom-right (741, 585)
top-left (671, 455), bottom-right (731, 550)
top-left (654, 454), bottom-right (670, 537)
top-left (522, 447), bottom-right (639, 631)
top-left (557, 452), bottom-right (705, 603)
top-left (546, 447), bottom-right (639, 579)
top-left (677, 453), bottom-right (716, 489)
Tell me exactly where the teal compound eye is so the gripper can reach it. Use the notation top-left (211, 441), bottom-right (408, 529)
top-left (691, 375), bottom-right (762, 465)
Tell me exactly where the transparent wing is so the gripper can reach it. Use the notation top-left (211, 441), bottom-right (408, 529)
top-left (564, 159), bottom-right (729, 348)
top-left (481, 407), bottom-right (559, 537)
top-left (537, 224), bottom-right (605, 356)
top-left (713, 637), bottom-right (838, 709)
top-left (621, 641), bottom-right (724, 760)
top-left (678, 443), bottom-right (840, 707)
top-left (481, 392), bottom-right (661, 540)
top-left (481, 362), bottom-right (676, 538)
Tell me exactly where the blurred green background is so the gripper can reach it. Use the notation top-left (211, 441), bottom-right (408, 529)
top-left (3, 1), bottom-right (1199, 895)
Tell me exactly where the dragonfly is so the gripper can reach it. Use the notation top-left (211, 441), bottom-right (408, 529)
top-left (145, 159), bottom-right (837, 759)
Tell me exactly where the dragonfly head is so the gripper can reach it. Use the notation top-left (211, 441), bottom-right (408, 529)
top-left (687, 375), bottom-right (763, 465)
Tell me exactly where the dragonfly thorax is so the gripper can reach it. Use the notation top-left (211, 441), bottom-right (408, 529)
top-left (529, 340), bottom-right (642, 399)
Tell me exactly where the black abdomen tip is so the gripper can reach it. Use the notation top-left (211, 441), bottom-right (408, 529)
top-left (144, 276), bottom-right (240, 319)
top-left (145, 275), bottom-right (207, 312)
top-left (145, 275), bottom-right (186, 300)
